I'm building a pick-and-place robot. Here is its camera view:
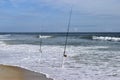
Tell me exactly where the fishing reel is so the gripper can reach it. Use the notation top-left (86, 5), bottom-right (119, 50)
top-left (63, 54), bottom-right (67, 57)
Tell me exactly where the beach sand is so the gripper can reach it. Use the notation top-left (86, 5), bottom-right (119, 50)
top-left (0, 65), bottom-right (53, 80)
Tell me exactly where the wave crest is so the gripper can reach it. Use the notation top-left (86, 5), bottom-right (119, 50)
top-left (0, 34), bottom-right (11, 38)
top-left (38, 35), bottom-right (52, 39)
top-left (92, 36), bottom-right (120, 41)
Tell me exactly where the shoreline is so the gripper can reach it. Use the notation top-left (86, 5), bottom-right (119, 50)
top-left (0, 65), bottom-right (53, 80)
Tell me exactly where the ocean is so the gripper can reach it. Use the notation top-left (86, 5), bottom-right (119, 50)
top-left (0, 32), bottom-right (120, 80)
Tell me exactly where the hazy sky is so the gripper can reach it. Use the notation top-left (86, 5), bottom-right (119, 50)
top-left (0, 0), bottom-right (120, 32)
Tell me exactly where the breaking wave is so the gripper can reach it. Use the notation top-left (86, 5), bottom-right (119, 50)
top-left (0, 34), bottom-right (11, 38)
top-left (92, 36), bottom-right (120, 42)
top-left (0, 34), bottom-right (12, 41)
top-left (38, 35), bottom-right (52, 39)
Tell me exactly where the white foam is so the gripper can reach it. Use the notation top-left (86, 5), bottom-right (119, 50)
top-left (0, 34), bottom-right (12, 41)
top-left (0, 34), bottom-right (11, 38)
top-left (93, 36), bottom-right (120, 41)
top-left (0, 41), bottom-right (7, 47)
top-left (0, 43), bottom-right (119, 80)
top-left (39, 35), bottom-right (52, 39)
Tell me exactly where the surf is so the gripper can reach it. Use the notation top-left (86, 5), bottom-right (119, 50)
top-left (92, 36), bottom-right (120, 42)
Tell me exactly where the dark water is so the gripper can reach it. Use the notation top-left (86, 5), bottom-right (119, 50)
top-left (1, 32), bottom-right (120, 46)
top-left (0, 32), bottom-right (120, 52)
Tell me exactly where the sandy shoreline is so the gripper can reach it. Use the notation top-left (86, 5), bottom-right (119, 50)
top-left (0, 65), bottom-right (53, 80)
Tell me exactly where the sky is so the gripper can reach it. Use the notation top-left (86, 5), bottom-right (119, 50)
top-left (0, 0), bottom-right (120, 32)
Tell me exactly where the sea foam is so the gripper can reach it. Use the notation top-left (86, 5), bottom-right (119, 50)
top-left (93, 36), bottom-right (120, 41)
top-left (0, 37), bottom-right (119, 80)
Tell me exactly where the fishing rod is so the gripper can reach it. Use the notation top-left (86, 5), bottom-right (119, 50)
top-left (64, 8), bottom-right (72, 57)
top-left (38, 32), bottom-right (43, 65)
top-left (39, 34), bottom-right (42, 53)
top-left (62, 8), bottom-right (73, 68)
top-left (39, 26), bottom-right (43, 53)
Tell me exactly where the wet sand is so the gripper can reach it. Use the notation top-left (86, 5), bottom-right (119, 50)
top-left (0, 65), bottom-right (53, 80)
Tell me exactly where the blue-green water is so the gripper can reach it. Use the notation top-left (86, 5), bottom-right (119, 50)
top-left (0, 32), bottom-right (120, 80)
top-left (1, 32), bottom-right (120, 45)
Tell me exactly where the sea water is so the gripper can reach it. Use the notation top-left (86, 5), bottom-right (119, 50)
top-left (0, 32), bottom-right (120, 80)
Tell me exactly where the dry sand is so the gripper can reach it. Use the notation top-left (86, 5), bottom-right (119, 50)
top-left (0, 65), bottom-right (53, 80)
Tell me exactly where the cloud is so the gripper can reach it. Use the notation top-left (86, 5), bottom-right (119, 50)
top-left (0, 0), bottom-right (120, 32)
top-left (0, 0), bottom-right (118, 16)
top-left (43, 0), bottom-right (120, 15)
top-left (7, 0), bottom-right (120, 15)
top-left (36, 0), bottom-right (120, 16)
